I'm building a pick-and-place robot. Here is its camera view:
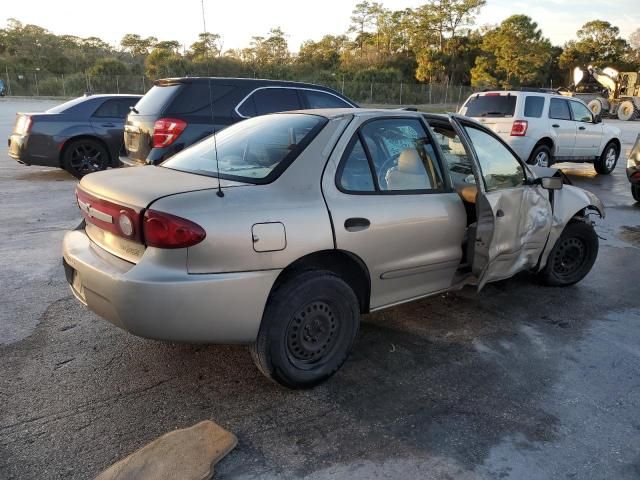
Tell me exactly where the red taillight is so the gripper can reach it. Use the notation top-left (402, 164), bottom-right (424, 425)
top-left (510, 120), bottom-right (528, 137)
top-left (143, 210), bottom-right (205, 249)
top-left (76, 188), bottom-right (142, 242)
top-left (153, 118), bottom-right (186, 148)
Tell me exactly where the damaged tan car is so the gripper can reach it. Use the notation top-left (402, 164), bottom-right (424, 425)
top-left (62, 109), bottom-right (604, 388)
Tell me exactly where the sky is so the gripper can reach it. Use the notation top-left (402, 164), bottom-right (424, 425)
top-left (4, 0), bottom-right (639, 52)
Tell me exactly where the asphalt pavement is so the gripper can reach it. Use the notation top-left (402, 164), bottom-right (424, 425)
top-left (1, 98), bottom-right (640, 480)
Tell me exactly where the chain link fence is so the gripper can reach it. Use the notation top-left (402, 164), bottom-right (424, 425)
top-left (1, 71), bottom-right (474, 109)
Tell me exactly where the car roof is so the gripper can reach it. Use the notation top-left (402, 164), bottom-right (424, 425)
top-left (156, 76), bottom-right (342, 91)
top-left (83, 94), bottom-right (143, 99)
top-left (285, 108), bottom-right (448, 120)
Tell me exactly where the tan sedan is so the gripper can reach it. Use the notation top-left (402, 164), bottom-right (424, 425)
top-left (62, 109), bottom-right (604, 388)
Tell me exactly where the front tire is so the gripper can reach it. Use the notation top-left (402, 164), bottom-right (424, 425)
top-left (539, 220), bottom-right (598, 287)
top-left (528, 144), bottom-right (552, 167)
top-left (617, 100), bottom-right (637, 121)
top-left (594, 142), bottom-right (618, 175)
top-left (250, 271), bottom-right (360, 389)
top-left (62, 138), bottom-right (109, 179)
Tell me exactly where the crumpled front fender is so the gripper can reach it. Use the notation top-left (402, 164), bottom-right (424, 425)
top-left (538, 184), bottom-right (604, 269)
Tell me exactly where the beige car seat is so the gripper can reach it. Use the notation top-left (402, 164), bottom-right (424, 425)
top-left (385, 149), bottom-right (431, 190)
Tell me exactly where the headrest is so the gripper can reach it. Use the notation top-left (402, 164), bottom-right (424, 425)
top-left (396, 149), bottom-right (425, 174)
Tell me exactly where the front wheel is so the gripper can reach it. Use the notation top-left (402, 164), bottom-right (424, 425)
top-left (527, 144), bottom-right (552, 168)
top-left (250, 271), bottom-right (360, 389)
top-left (539, 220), bottom-right (598, 287)
top-left (594, 142), bottom-right (618, 175)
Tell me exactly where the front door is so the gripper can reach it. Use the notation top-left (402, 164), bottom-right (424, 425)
top-left (451, 117), bottom-right (553, 289)
top-left (569, 100), bottom-right (602, 157)
top-left (322, 116), bottom-right (468, 310)
top-left (548, 98), bottom-right (576, 158)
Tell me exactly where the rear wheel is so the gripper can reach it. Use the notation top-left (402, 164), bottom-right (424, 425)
top-left (617, 100), bottom-right (637, 121)
top-left (632, 184), bottom-right (640, 202)
top-left (588, 98), bottom-right (603, 116)
top-left (62, 138), bottom-right (109, 179)
top-left (527, 144), bottom-right (552, 167)
top-left (250, 271), bottom-right (360, 389)
top-left (539, 220), bottom-right (598, 286)
top-left (594, 142), bottom-right (618, 175)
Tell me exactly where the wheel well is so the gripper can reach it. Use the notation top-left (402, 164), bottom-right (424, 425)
top-left (605, 138), bottom-right (621, 154)
top-left (59, 135), bottom-right (112, 167)
top-left (272, 250), bottom-right (371, 314)
top-left (534, 137), bottom-right (554, 156)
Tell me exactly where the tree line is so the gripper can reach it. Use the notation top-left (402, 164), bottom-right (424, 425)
top-left (1, 0), bottom-right (639, 90)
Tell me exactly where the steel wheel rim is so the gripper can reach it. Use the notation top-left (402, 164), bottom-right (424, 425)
top-left (605, 147), bottom-right (617, 169)
top-left (69, 144), bottom-right (103, 175)
top-left (552, 237), bottom-right (587, 279)
top-left (535, 151), bottom-right (549, 167)
top-left (286, 300), bottom-right (341, 368)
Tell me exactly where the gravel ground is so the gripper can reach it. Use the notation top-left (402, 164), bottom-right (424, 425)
top-left (1, 98), bottom-right (640, 480)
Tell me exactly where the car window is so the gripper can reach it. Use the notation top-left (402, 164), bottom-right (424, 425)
top-left (304, 90), bottom-right (352, 109)
top-left (524, 96), bottom-right (545, 118)
top-left (464, 126), bottom-right (524, 192)
top-left (359, 118), bottom-right (444, 192)
top-left (338, 138), bottom-right (375, 192)
top-left (238, 88), bottom-right (302, 117)
top-left (430, 124), bottom-right (474, 182)
top-left (92, 98), bottom-right (138, 118)
top-left (162, 113), bottom-right (326, 184)
top-left (464, 94), bottom-right (516, 117)
top-left (569, 101), bottom-right (593, 122)
top-left (549, 98), bottom-right (571, 120)
top-left (165, 83), bottom-right (236, 115)
top-left (46, 96), bottom-right (91, 114)
top-left (134, 85), bottom-right (180, 115)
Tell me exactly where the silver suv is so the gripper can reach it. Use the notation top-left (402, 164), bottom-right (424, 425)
top-left (459, 90), bottom-right (621, 174)
top-left (62, 109), bottom-right (604, 388)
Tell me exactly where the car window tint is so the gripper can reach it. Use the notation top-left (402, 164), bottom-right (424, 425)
top-left (242, 88), bottom-right (302, 116)
top-left (166, 83), bottom-right (236, 115)
top-left (464, 126), bottom-right (524, 192)
top-left (338, 138), bottom-right (375, 192)
top-left (549, 98), bottom-right (571, 120)
top-left (360, 118), bottom-right (444, 192)
top-left (464, 95), bottom-right (516, 117)
top-left (431, 124), bottom-right (474, 182)
top-left (134, 85), bottom-right (180, 115)
top-left (569, 101), bottom-right (593, 122)
top-left (305, 90), bottom-right (351, 109)
top-left (524, 96), bottom-right (545, 118)
top-left (93, 98), bottom-right (138, 118)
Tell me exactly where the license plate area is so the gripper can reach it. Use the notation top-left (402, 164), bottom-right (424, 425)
top-left (125, 132), bottom-right (139, 153)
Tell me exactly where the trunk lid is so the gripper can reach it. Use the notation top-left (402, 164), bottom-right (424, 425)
top-left (78, 166), bottom-right (248, 263)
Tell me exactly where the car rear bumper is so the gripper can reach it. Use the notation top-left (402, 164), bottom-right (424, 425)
top-left (8, 134), bottom-right (59, 167)
top-left (62, 229), bottom-right (279, 344)
top-left (627, 166), bottom-right (640, 185)
top-left (502, 136), bottom-right (538, 162)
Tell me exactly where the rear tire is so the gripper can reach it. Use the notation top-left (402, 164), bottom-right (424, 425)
top-left (250, 271), bottom-right (360, 389)
top-left (62, 138), bottom-right (109, 179)
top-left (588, 98), bottom-right (603, 116)
top-left (632, 184), bottom-right (640, 202)
top-left (594, 142), bottom-right (618, 175)
top-left (539, 220), bottom-right (598, 287)
top-left (527, 144), bottom-right (552, 167)
top-left (617, 100), bottom-right (637, 121)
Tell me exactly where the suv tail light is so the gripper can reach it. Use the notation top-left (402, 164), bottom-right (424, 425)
top-left (153, 118), bottom-right (187, 148)
top-left (143, 210), bottom-right (206, 249)
top-left (510, 120), bottom-right (528, 136)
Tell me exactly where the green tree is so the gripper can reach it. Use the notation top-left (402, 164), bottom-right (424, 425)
top-left (120, 34), bottom-right (157, 57)
top-left (471, 15), bottom-right (553, 88)
top-left (189, 33), bottom-right (222, 60)
top-left (88, 58), bottom-right (129, 76)
top-left (559, 20), bottom-right (629, 69)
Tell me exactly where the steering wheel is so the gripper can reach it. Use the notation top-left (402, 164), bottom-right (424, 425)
top-left (376, 153), bottom-right (400, 190)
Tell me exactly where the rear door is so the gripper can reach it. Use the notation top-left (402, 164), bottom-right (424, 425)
top-left (569, 100), bottom-right (602, 157)
top-left (450, 117), bottom-right (553, 289)
top-left (90, 97), bottom-right (139, 160)
top-left (322, 115), bottom-right (467, 309)
top-left (548, 98), bottom-right (576, 157)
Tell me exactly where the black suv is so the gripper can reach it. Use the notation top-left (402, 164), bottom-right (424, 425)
top-left (120, 77), bottom-right (358, 166)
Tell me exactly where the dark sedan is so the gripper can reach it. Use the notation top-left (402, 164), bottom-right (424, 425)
top-left (8, 94), bottom-right (141, 178)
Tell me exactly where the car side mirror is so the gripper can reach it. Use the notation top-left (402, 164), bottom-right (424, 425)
top-left (541, 177), bottom-right (563, 190)
top-left (594, 114), bottom-right (602, 124)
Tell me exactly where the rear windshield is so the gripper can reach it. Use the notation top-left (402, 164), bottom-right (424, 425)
top-left (162, 113), bottom-right (327, 184)
top-left (133, 84), bottom-right (181, 115)
top-left (46, 96), bottom-right (89, 113)
top-left (464, 95), bottom-right (516, 117)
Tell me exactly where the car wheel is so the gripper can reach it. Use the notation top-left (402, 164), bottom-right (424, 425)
top-left (617, 100), bottom-right (637, 121)
top-left (632, 184), bottom-right (640, 203)
top-left (594, 142), bottom-right (618, 175)
top-left (539, 220), bottom-right (598, 287)
top-left (528, 144), bottom-right (552, 167)
top-left (250, 270), bottom-right (360, 389)
top-left (62, 139), bottom-right (109, 179)
top-left (588, 99), bottom-right (603, 116)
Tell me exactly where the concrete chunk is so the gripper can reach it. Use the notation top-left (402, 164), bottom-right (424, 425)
top-left (95, 420), bottom-right (237, 480)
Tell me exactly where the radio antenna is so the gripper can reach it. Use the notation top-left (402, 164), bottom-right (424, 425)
top-left (202, 0), bottom-right (223, 197)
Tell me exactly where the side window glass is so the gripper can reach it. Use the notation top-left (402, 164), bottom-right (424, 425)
top-left (569, 101), bottom-right (593, 122)
top-left (305, 90), bottom-right (351, 109)
top-left (431, 125), bottom-right (474, 181)
top-left (92, 100), bottom-right (120, 118)
top-left (549, 98), bottom-right (571, 120)
top-left (338, 138), bottom-right (374, 192)
top-left (524, 96), bottom-right (545, 118)
top-left (251, 88), bottom-right (302, 116)
top-left (464, 126), bottom-right (524, 192)
top-left (360, 118), bottom-right (444, 192)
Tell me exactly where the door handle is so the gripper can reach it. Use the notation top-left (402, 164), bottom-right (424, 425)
top-left (552, 124), bottom-right (560, 128)
top-left (578, 126), bottom-right (586, 130)
top-left (344, 217), bottom-right (370, 231)
top-left (496, 209), bottom-right (505, 218)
